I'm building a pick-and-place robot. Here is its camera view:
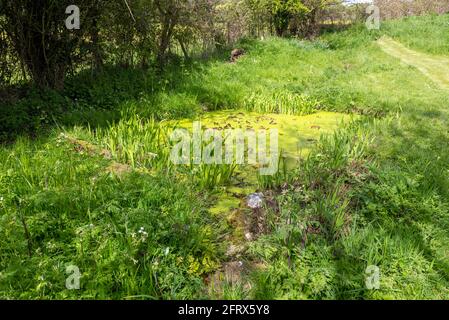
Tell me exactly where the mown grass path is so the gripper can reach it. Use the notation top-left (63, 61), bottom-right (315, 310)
top-left (378, 36), bottom-right (449, 91)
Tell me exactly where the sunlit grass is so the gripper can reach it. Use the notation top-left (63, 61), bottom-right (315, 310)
top-left (1, 13), bottom-right (449, 299)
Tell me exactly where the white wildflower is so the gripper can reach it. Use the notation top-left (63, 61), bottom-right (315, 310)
top-left (147, 152), bottom-right (158, 159)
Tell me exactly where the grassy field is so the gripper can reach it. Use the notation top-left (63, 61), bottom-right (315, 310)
top-left (1, 14), bottom-right (449, 299)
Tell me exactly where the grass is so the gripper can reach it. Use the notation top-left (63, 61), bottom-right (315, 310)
top-left (1, 14), bottom-right (449, 299)
top-left (0, 136), bottom-right (222, 299)
top-left (382, 14), bottom-right (449, 55)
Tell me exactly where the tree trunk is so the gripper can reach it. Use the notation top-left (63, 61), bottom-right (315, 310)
top-left (177, 36), bottom-right (189, 60)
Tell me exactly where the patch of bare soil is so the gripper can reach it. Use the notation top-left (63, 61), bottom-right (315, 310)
top-left (60, 133), bottom-right (132, 177)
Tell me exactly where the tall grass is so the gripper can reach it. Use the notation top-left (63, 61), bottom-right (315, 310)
top-left (244, 90), bottom-right (319, 115)
top-left (2, 14), bottom-right (449, 300)
top-left (87, 110), bottom-right (238, 190)
top-left (92, 113), bottom-right (171, 172)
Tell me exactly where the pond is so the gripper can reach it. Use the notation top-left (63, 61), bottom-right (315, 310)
top-left (167, 110), bottom-right (358, 215)
top-left (172, 110), bottom-right (356, 161)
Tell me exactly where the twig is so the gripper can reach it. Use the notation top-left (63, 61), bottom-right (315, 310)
top-left (19, 211), bottom-right (32, 257)
top-left (123, 0), bottom-right (136, 23)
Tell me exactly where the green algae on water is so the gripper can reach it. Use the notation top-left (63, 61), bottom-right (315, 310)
top-left (169, 110), bottom-right (357, 161)
top-left (165, 110), bottom-right (358, 215)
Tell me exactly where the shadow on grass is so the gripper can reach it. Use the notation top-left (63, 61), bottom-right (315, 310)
top-left (333, 107), bottom-right (449, 299)
top-left (0, 47), bottom-right (233, 145)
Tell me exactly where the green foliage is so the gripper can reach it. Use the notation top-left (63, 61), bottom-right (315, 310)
top-left (0, 135), bottom-right (221, 299)
top-left (382, 14), bottom-right (449, 55)
top-left (271, 0), bottom-right (309, 35)
top-left (256, 155), bottom-right (289, 189)
top-left (2, 13), bottom-right (449, 300)
top-left (190, 163), bottom-right (238, 190)
top-left (244, 90), bottom-right (319, 115)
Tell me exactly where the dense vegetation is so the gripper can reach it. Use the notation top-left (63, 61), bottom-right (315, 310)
top-left (1, 0), bottom-right (365, 143)
top-left (1, 1), bottom-right (449, 300)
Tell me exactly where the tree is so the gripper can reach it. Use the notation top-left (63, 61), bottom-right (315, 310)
top-left (246, 0), bottom-right (340, 37)
top-left (1, 0), bottom-right (101, 89)
top-left (296, 0), bottom-right (340, 38)
top-left (272, 0), bottom-right (308, 36)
